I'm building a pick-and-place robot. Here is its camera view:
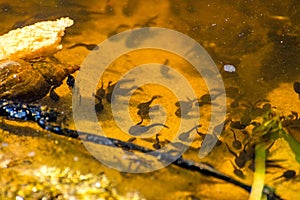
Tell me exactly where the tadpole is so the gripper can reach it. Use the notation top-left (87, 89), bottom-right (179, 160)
top-left (106, 79), bottom-right (136, 102)
top-left (179, 124), bottom-right (202, 141)
top-left (196, 94), bottom-right (211, 106)
top-left (230, 160), bottom-right (244, 179)
top-left (94, 97), bottom-right (104, 112)
top-left (196, 90), bottom-right (224, 106)
top-left (200, 133), bottom-right (223, 147)
top-left (93, 81), bottom-right (105, 113)
top-left (67, 43), bottom-right (99, 51)
top-left (160, 59), bottom-right (173, 79)
top-left (273, 170), bottom-right (296, 180)
top-left (128, 119), bottom-right (169, 136)
top-left (95, 80), bottom-right (105, 100)
top-left (175, 97), bottom-right (195, 117)
top-left (226, 143), bottom-right (252, 168)
top-left (137, 95), bottom-right (161, 110)
top-left (231, 129), bottom-right (242, 150)
top-left (230, 121), bottom-right (248, 129)
top-left (152, 133), bottom-right (161, 150)
top-left (137, 95), bottom-right (161, 119)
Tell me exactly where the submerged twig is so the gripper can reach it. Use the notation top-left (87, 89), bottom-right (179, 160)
top-left (48, 127), bottom-right (282, 199)
top-left (0, 100), bottom-right (282, 199)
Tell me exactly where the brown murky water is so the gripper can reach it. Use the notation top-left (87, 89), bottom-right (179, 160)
top-left (0, 0), bottom-right (299, 199)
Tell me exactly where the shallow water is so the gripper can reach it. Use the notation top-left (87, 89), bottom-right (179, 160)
top-left (0, 0), bottom-right (299, 199)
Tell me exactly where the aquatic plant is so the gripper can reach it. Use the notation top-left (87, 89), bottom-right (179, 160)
top-left (252, 108), bottom-right (300, 163)
top-left (249, 108), bottom-right (300, 200)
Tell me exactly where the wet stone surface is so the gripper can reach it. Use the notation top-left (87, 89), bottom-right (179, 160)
top-left (0, 58), bottom-right (79, 102)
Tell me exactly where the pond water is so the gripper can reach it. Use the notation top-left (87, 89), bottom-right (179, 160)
top-left (0, 0), bottom-right (299, 199)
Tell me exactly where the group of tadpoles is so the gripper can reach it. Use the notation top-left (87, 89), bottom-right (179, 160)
top-left (0, 77), bottom-right (286, 200)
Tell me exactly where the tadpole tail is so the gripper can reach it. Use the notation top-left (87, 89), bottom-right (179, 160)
top-left (150, 123), bottom-right (169, 129)
top-left (67, 43), bottom-right (99, 51)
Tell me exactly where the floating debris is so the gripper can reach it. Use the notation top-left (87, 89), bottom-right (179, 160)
top-left (268, 15), bottom-right (290, 21)
top-left (224, 64), bottom-right (236, 72)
